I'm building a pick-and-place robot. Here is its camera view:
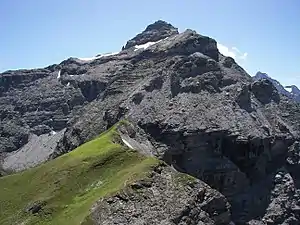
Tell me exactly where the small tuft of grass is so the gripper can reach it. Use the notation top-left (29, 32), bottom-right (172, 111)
top-left (0, 123), bottom-right (159, 225)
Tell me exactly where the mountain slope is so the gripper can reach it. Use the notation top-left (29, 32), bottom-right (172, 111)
top-left (0, 122), bottom-right (159, 225)
top-left (0, 121), bottom-right (231, 225)
top-left (1, 20), bottom-right (300, 224)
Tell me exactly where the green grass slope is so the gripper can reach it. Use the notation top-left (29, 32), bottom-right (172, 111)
top-left (0, 124), bottom-right (159, 225)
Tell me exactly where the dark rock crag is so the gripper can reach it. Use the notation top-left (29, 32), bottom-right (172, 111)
top-left (1, 20), bottom-right (300, 224)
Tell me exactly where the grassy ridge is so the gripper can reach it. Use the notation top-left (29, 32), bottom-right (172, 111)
top-left (0, 124), bottom-right (158, 225)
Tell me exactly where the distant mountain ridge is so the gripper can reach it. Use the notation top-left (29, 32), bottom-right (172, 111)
top-left (286, 84), bottom-right (300, 96)
top-left (253, 71), bottom-right (300, 103)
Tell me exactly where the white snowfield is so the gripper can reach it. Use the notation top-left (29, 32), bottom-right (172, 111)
top-left (134, 41), bottom-right (160, 51)
top-left (75, 38), bottom-right (169, 62)
top-left (57, 70), bottom-right (61, 79)
top-left (285, 87), bottom-right (292, 93)
top-left (78, 52), bottom-right (119, 61)
top-left (121, 137), bottom-right (134, 150)
top-left (133, 37), bottom-right (168, 51)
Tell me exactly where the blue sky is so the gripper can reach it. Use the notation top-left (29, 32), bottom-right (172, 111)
top-left (1, 0), bottom-right (299, 86)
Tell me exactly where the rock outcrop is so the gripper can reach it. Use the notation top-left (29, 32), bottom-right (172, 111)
top-left (1, 20), bottom-right (300, 224)
top-left (89, 164), bottom-right (232, 225)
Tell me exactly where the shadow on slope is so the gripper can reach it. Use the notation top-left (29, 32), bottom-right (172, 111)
top-left (140, 121), bottom-right (292, 224)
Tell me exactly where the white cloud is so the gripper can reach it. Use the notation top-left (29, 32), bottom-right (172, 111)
top-left (240, 52), bottom-right (248, 60)
top-left (232, 47), bottom-right (240, 53)
top-left (217, 43), bottom-right (248, 61)
top-left (217, 43), bottom-right (236, 59)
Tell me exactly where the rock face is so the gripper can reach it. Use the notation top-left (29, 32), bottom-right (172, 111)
top-left (89, 164), bottom-right (232, 225)
top-left (1, 20), bottom-right (300, 224)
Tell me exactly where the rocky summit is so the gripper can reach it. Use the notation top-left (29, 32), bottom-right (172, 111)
top-left (0, 20), bottom-right (300, 225)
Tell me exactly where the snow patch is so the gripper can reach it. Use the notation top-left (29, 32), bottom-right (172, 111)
top-left (67, 82), bottom-right (70, 87)
top-left (50, 131), bottom-right (57, 135)
top-left (285, 87), bottom-right (292, 93)
top-left (101, 52), bottom-right (119, 57)
top-left (57, 70), bottom-right (61, 79)
top-left (121, 137), bottom-right (134, 149)
top-left (134, 39), bottom-right (163, 51)
top-left (78, 52), bottom-right (119, 61)
top-left (78, 56), bottom-right (102, 61)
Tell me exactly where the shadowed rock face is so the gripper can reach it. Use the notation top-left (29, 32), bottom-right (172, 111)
top-left (1, 20), bottom-right (300, 224)
top-left (251, 79), bottom-right (280, 104)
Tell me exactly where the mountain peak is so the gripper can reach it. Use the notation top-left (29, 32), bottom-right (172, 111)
top-left (123, 20), bottom-right (179, 50)
top-left (254, 71), bottom-right (270, 79)
top-left (253, 71), bottom-right (300, 102)
top-left (285, 85), bottom-right (300, 95)
top-left (144, 20), bottom-right (176, 32)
